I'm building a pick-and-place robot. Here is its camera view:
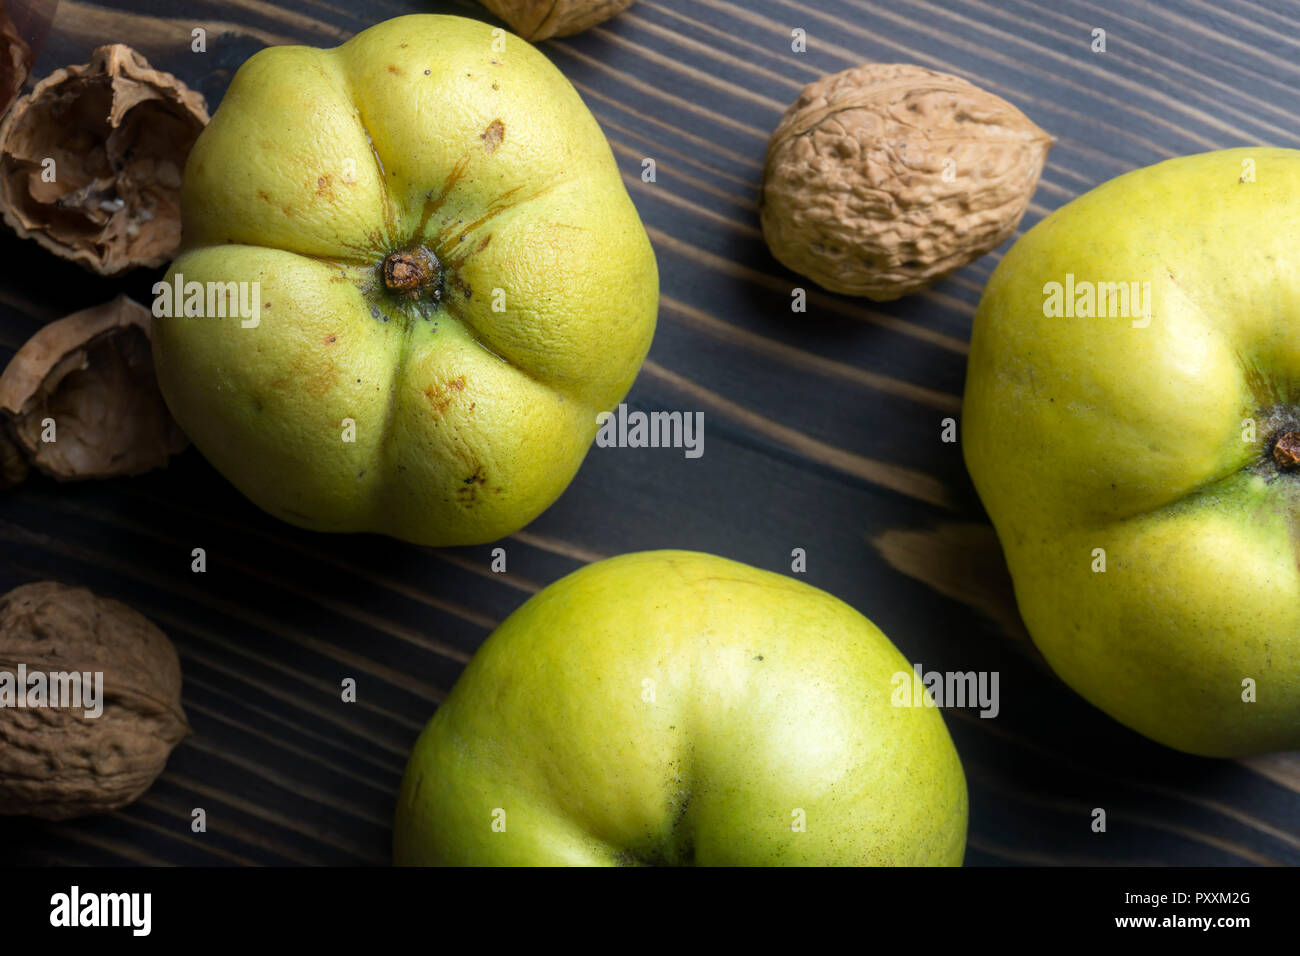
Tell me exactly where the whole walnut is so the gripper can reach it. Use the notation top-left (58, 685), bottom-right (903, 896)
top-left (0, 582), bottom-right (190, 820)
top-left (479, 0), bottom-right (634, 41)
top-left (760, 63), bottom-right (1052, 300)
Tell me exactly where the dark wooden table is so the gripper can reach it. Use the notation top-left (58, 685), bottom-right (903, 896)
top-left (2, 0), bottom-right (1298, 866)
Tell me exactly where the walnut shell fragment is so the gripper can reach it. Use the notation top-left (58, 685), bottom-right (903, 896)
top-left (0, 581), bottom-right (190, 820)
top-left (0, 2), bottom-right (34, 120)
top-left (479, 0), bottom-right (635, 41)
top-left (760, 63), bottom-right (1053, 300)
top-left (0, 426), bottom-right (26, 488)
top-left (0, 43), bottom-right (209, 275)
top-left (0, 295), bottom-right (187, 486)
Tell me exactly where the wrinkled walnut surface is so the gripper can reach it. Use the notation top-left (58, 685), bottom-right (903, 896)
top-left (0, 43), bottom-right (208, 275)
top-left (0, 295), bottom-right (187, 483)
top-left (760, 63), bottom-right (1052, 300)
top-left (0, 582), bottom-right (190, 820)
top-left (480, 0), bottom-right (634, 41)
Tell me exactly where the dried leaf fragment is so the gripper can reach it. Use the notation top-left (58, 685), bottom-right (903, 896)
top-left (760, 63), bottom-right (1053, 300)
top-left (0, 295), bottom-right (187, 484)
top-left (479, 0), bottom-right (635, 41)
top-left (0, 1), bottom-right (34, 120)
top-left (0, 43), bottom-right (209, 275)
top-left (0, 581), bottom-right (190, 820)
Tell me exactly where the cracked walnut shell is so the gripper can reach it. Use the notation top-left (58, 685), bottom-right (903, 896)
top-left (0, 295), bottom-right (187, 487)
top-left (0, 1), bottom-right (34, 120)
top-left (760, 63), bottom-right (1052, 300)
top-left (0, 582), bottom-right (190, 820)
top-left (479, 0), bottom-right (635, 41)
top-left (0, 43), bottom-right (209, 275)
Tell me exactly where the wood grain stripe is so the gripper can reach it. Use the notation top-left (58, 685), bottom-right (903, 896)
top-left (161, 771), bottom-right (382, 863)
top-left (642, 360), bottom-right (956, 509)
top-left (645, 226), bottom-right (972, 354)
top-left (182, 680), bottom-right (406, 783)
top-left (660, 294), bottom-right (963, 413)
top-left (35, 824), bottom-right (172, 866)
top-left (177, 736), bottom-right (391, 828)
top-left (0, 517), bottom-right (446, 709)
top-left (135, 793), bottom-right (319, 865)
top-left (145, 607), bottom-right (425, 745)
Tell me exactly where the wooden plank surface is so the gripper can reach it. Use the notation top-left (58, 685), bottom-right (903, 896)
top-left (2, 0), bottom-right (1299, 865)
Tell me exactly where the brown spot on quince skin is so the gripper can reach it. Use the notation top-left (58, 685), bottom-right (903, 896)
top-left (270, 356), bottom-right (342, 399)
top-left (456, 464), bottom-right (488, 507)
top-left (481, 119), bottom-right (505, 154)
top-left (423, 375), bottom-right (467, 415)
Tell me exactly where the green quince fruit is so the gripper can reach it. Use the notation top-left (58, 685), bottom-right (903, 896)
top-left (152, 14), bottom-right (657, 546)
top-left (964, 147), bottom-right (1300, 756)
top-left (394, 550), bottom-right (968, 866)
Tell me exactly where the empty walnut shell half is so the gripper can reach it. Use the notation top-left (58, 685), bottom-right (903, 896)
top-left (0, 2), bottom-right (34, 120)
top-left (0, 581), bottom-right (190, 820)
top-left (479, 0), bottom-right (635, 41)
top-left (760, 63), bottom-right (1053, 301)
top-left (0, 295), bottom-right (187, 487)
top-left (0, 43), bottom-right (209, 275)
